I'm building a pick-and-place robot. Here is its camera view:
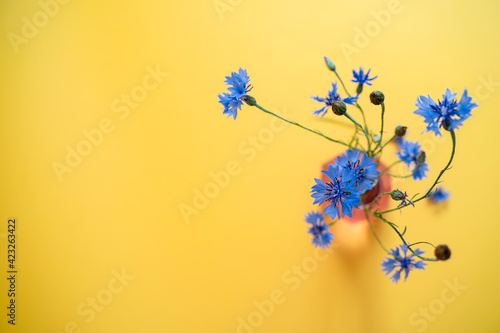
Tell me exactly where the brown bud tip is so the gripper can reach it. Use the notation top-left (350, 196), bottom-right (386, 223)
top-left (395, 125), bottom-right (407, 137)
top-left (331, 100), bottom-right (347, 116)
top-left (370, 91), bottom-right (385, 105)
top-left (435, 244), bottom-right (451, 261)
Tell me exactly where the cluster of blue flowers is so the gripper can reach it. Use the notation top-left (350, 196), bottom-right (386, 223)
top-left (311, 148), bottom-right (380, 220)
top-left (218, 58), bottom-right (477, 284)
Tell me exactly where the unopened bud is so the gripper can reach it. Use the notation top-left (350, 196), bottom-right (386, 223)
top-left (370, 91), bottom-right (385, 105)
top-left (242, 95), bottom-right (257, 106)
top-left (417, 151), bottom-right (426, 164)
top-left (331, 100), bottom-right (347, 116)
top-left (390, 189), bottom-right (405, 201)
top-left (395, 126), bottom-right (407, 137)
top-left (435, 244), bottom-right (451, 261)
top-left (324, 56), bottom-right (336, 72)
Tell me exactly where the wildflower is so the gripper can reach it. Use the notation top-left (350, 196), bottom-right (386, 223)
top-left (397, 140), bottom-right (429, 180)
top-left (304, 211), bottom-right (334, 248)
top-left (311, 164), bottom-right (362, 219)
top-left (311, 82), bottom-right (358, 117)
top-left (218, 68), bottom-right (253, 120)
top-left (352, 67), bottom-right (377, 94)
top-left (429, 187), bottom-right (450, 203)
top-left (336, 148), bottom-right (380, 192)
top-left (414, 88), bottom-right (478, 136)
top-left (381, 245), bottom-right (426, 283)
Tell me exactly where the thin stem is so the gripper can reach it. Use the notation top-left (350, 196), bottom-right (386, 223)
top-left (418, 130), bottom-right (456, 200)
top-left (254, 104), bottom-right (350, 147)
top-left (371, 212), bottom-right (438, 262)
top-left (333, 71), bottom-right (352, 98)
top-left (378, 130), bottom-right (456, 215)
top-left (344, 112), bottom-right (371, 152)
top-left (382, 172), bottom-right (414, 179)
top-left (364, 208), bottom-right (389, 253)
top-left (374, 102), bottom-right (386, 152)
top-left (375, 134), bottom-right (396, 156)
top-left (368, 192), bottom-right (393, 210)
top-left (333, 70), bottom-right (371, 151)
top-left (380, 159), bottom-right (402, 173)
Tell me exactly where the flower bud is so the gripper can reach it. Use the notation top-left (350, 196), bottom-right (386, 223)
top-left (434, 244), bottom-right (451, 261)
top-left (370, 91), bottom-right (385, 105)
top-left (417, 151), bottom-right (426, 164)
top-left (331, 100), bottom-right (347, 116)
top-left (242, 95), bottom-right (257, 106)
top-left (324, 56), bottom-right (336, 72)
top-left (395, 126), bottom-right (407, 137)
top-left (390, 189), bottom-right (405, 201)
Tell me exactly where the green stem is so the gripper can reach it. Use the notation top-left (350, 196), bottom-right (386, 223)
top-left (344, 113), bottom-right (371, 152)
top-left (374, 102), bottom-right (386, 152)
top-left (378, 130), bottom-right (456, 215)
top-left (368, 192), bottom-right (393, 210)
top-left (364, 208), bottom-right (389, 253)
top-left (254, 104), bottom-right (350, 147)
top-left (380, 159), bottom-right (402, 173)
top-left (333, 70), bottom-right (371, 151)
top-left (372, 212), bottom-right (438, 261)
top-left (375, 134), bottom-right (396, 156)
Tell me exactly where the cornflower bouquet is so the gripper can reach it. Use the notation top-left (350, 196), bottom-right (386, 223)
top-left (218, 57), bottom-right (477, 283)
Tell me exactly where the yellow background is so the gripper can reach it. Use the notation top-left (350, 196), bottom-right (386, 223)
top-left (1, 0), bottom-right (499, 332)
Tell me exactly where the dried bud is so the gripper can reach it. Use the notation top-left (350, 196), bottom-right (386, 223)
top-left (395, 126), bottom-right (407, 137)
top-left (324, 56), bottom-right (336, 72)
top-left (417, 151), bottom-right (426, 164)
top-left (370, 91), bottom-right (385, 105)
top-left (331, 100), bottom-right (347, 116)
top-left (242, 95), bottom-right (257, 106)
top-left (435, 244), bottom-right (451, 261)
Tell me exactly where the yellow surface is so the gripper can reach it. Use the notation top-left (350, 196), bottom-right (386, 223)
top-left (1, 1), bottom-right (499, 332)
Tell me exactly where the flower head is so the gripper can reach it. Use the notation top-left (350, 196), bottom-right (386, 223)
top-left (352, 67), bottom-right (377, 94)
top-left (305, 211), bottom-right (334, 248)
top-left (429, 187), bottom-right (450, 203)
top-left (414, 88), bottom-right (478, 136)
top-left (218, 68), bottom-right (253, 120)
top-left (336, 148), bottom-right (380, 192)
top-left (311, 164), bottom-right (362, 219)
top-left (397, 140), bottom-right (429, 180)
top-left (311, 82), bottom-right (358, 117)
top-left (381, 245), bottom-right (427, 283)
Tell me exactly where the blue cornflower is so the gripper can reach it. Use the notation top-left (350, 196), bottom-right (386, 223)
top-left (381, 245), bottom-right (427, 283)
top-left (305, 211), bottom-right (334, 248)
top-left (311, 164), bottom-right (362, 219)
top-left (352, 67), bottom-right (377, 94)
top-left (218, 68), bottom-right (253, 120)
top-left (429, 187), bottom-right (451, 203)
top-left (311, 82), bottom-right (358, 117)
top-left (414, 88), bottom-right (478, 136)
top-left (336, 148), bottom-right (380, 192)
top-left (397, 140), bottom-right (429, 180)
